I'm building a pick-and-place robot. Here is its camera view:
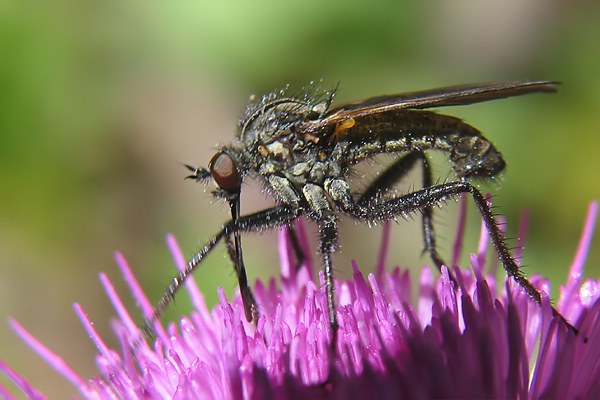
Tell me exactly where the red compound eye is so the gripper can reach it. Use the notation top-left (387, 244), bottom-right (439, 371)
top-left (209, 152), bottom-right (241, 192)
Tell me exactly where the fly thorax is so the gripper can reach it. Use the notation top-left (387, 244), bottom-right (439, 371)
top-left (256, 139), bottom-right (295, 175)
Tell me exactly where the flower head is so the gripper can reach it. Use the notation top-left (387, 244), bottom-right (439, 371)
top-left (2, 201), bottom-right (599, 399)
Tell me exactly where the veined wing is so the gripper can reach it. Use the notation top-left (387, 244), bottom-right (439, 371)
top-left (308, 81), bottom-right (558, 130)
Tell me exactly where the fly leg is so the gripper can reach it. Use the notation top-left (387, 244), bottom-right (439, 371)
top-left (302, 183), bottom-right (339, 345)
top-left (356, 152), bottom-right (422, 205)
top-left (140, 204), bottom-right (301, 340)
top-left (287, 222), bottom-right (307, 271)
top-left (357, 151), bottom-right (449, 273)
top-left (224, 234), bottom-right (258, 325)
top-left (328, 179), bottom-right (576, 333)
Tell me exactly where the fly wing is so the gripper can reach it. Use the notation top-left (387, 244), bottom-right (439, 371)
top-left (312, 81), bottom-right (558, 128)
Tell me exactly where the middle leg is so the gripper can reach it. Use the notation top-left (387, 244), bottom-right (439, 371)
top-left (357, 151), bottom-right (448, 271)
top-left (328, 178), bottom-right (576, 332)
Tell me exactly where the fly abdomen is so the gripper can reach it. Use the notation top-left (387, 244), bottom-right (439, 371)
top-left (340, 109), bottom-right (505, 178)
top-left (447, 133), bottom-right (505, 178)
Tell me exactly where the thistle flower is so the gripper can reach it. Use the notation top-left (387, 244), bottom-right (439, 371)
top-left (1, 201), bottom-right (599, 399)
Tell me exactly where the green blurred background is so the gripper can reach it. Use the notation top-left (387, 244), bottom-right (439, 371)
top-left (1, 1), bottom-right (599, 397)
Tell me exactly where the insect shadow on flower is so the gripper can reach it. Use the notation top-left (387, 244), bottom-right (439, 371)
top-left (139, 80), bottom-right (577, 351)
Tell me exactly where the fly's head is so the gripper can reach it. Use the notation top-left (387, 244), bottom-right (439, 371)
top-left (184, 149), bottom-right (244, 203)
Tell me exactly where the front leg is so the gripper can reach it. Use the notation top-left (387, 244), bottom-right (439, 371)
top-left (224, 234), bottom-right (258, 324)
top-left (141, 204), bottom-right (301, 340)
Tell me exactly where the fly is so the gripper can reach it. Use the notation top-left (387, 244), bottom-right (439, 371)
top-left (140, 80), bottom-right (576, 344)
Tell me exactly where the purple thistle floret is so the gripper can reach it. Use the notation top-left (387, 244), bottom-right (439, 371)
top-left (1, 201), bottom-right (599, 399)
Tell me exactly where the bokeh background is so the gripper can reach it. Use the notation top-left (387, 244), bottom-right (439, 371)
top-left (1, 1), bottom-right (599, 397)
